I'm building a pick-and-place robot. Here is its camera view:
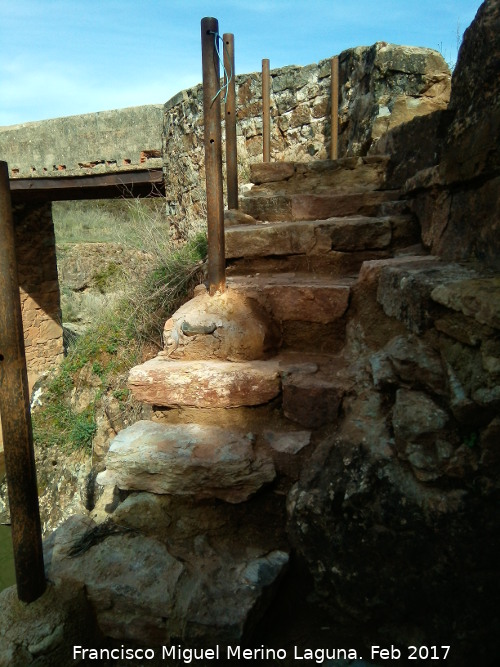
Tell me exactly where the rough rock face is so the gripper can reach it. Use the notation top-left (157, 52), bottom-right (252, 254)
top-left (57, 242), bottom-right (151, 333)
top-left (288, 260), bottom-right (500, 666)
top-left (0, 580), bottom-right (97, 666)
top-left (43, 501), bottom-right (289, 646)
top-left (340, 43), bottom-right (450, 155)
top-left (435, 0), bottom-right (500, 266)
top-left (372, 0), bottom-right (500, 269)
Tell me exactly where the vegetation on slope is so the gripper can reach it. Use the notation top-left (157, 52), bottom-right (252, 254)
top-left (32, 199), bottom-right (207, 454)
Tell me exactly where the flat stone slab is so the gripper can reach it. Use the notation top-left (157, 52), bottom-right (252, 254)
top-left (241, 190), bottom-right (399, 222)
top-left (128, 357), bottom-right (281, 407)
top-left (228, 273), bottom-right (353, 323)
top-left (248, 157), bottom-right (389, 193)
top-left (97, 420), bottom-right (276, 503)
top-left (290, 190), bottom-right (399, 221)
top-left (250, 162), bottom-right (296, 184)
top-left (374, 258), bottom-right (479, 333)
top-left (225, 216), bottom-right (394, 260)
top-left (431, 277), bottom-right (500, 330)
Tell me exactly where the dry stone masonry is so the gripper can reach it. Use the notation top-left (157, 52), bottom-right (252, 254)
top-left (163, 43), bottom-right (450, 235)
top-left (13, 202), bottom-right (63, 386)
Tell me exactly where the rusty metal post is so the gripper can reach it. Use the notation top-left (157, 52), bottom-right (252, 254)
top-left (0, 161), bottom-right (46, 603)
top-left (330, 56), bottom-right (339, 160)
top-left (262, 58), bottom-right (271, 162)
top-left (201, 17), bottom-right (226, 295)
top-left (223, 33), bottom-right (238, 210)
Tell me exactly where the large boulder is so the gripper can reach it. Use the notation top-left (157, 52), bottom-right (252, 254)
top-left (163, 288), bottom-right (279, 361)
top-left (96, 420), bottom-right (276, 503)
top-left (43, 508), bottom-right (289, 647)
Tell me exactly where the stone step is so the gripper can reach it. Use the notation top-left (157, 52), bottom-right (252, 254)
top-left (96, 420), bottom-right (277, 503)
top-left (227, 273), bottom-right (355, 353)
top-left (278, 353), bottom-right (354, 428)
top-left (128, 357), bottom-right (281, 408)
top-left (226, 249), bottom-right (391, 279)
top-left (240, 190), bottom-right (401, 223)
top-left (227, 273), bottom-right (354, 324)
top-left (225, 214), bottom-right (418, 261)
top-left (248, 156), bottom-right (390, 193)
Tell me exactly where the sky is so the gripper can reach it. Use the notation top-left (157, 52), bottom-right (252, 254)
top-left (0, 0), bottom-right (483, 127)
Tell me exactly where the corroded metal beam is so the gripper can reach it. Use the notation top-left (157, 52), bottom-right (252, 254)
top-left (0, 161), bottom-right (46, 603)
top-left (9, 169), bottom-right (165, 203)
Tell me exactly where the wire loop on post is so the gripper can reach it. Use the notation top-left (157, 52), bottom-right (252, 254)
top-left (208, 30), bottom-right (232, 104)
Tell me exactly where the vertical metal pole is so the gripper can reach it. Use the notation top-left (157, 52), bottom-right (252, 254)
top-left (224, 33), bottom-right (238, 210)
top-left (262, 58), bottom-right (271, 162)
top-left (330, 56), bottom-right (339, 160)
top-left (201, 17), bottom-right (226, 295)
top-left (0, 161), bottom-right (46, 603)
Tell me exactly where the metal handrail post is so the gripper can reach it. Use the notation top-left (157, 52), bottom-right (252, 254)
top-left (223, 33), bottom-right (238, 210)
top-left (201, 17), bottom-right (226, 294)
top-left (262, 58), bottom-right (271, 162)
top-left (330, 56), bottom-right (339, 160)
top-left (0, 161), bottom-right (46, 603)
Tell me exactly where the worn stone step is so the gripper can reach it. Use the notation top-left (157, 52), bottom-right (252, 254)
top-left (227, 272), bottom-right (354, 324)
top-left (278, 353), bottom-right (355, 429)
top-left (225, 214), bottom-right (417, 260)
top-left (240, 190), bottom-right (400, 223)
top-left (128, 357), bottom-right (281, 408)
top-left (248, 156), bottom-right (389, 193)
top-left (226, 250), bottom-right (391, 279)
top-left (96, 420), bottom-right (277, 503)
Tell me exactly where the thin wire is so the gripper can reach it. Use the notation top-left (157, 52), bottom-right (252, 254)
top-left (208, 30), bottom-right (232, 104)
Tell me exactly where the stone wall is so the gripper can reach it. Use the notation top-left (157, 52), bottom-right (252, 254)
top-left (13, 202), bottom-right (63, 387)
top-left (163, 42), bottom-right (450, 234)
top-left (0, 104), bottom-right (164, 178)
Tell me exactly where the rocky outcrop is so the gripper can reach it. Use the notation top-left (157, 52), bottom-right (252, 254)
top-left (2, 6), bottom-right (497, 663)
top-left (287, 257), bottom-right (500, 665)
top-left (43, 498), bottom-right (289, 647)
top-left (0, 580), bottom-right (97, 666)
top-left (56, 242), bottom-right (151, 336)
top-left (340, 43), bottom-right (450, 155)
top-left (372, 0), bottom-right (500, 269)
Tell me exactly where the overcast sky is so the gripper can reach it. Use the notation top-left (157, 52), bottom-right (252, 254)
top-left (0, 0), bottom-right (483, 127)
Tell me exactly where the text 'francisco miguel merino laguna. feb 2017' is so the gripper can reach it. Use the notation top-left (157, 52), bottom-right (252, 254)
top-left (73, 643), bottom-right (452, 663)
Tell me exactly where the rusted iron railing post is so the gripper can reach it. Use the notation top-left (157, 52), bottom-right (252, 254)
top-left (223, 33), bottom-right (238, 210)
top-left (201, 17), bottom-right (226, 295)
top-left (0, 161), bottom-right (46, 603)
top-left (330, 56), bottom-right (339, 160)
top-left (262, 58), bottom-right (271, 162)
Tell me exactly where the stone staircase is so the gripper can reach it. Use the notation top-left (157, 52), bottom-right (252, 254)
top-left (93, 153), bottom-right (423, 643)
top-left (118, 156), bottom-right (419, 417)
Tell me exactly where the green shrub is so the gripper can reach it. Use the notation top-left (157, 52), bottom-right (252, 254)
top-left (33, 226), bottom-right (207, 453)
